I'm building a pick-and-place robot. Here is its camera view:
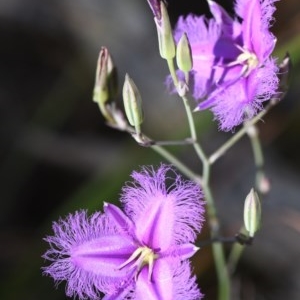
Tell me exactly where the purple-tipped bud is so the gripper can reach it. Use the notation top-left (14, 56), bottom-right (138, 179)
top-left (93, 47), bottom-right (118, 123)
top-left (154, 2), bottom-right (175, 60)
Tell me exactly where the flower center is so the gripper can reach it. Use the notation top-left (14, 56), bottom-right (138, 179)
top-left (118, 246), bottom-right (158, 282)
top-left (226, 45), bottom-right (259, 77)
top-left (235, 45), bottom-right (260, 76)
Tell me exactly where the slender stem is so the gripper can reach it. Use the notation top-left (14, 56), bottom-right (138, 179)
top-left (227, 228), bottom-right (248, 275)
top-left (153, 137), bottom-right (229, 300)
top-left (202, 181), bottom-right (230, 300)
top-left (151, 144), bottom-right (201, 182)
top-left (197, 233), bottom-right (252, 248)
top-left (226, 125), bottom-right (265, 274)
top-left (120, 119), bottom-right (201, 181)
top-left (246, 124), bottom-right (265, 191)
top-left (167, 58), bottom-right (179, 86)
top-left (209, 101), bottom-right (275, 165)
top-left (247, 126), bottom-right (264, 168)
top-left (150, 138), bottom-right (194, 146)
top-left (227, 243), bottom-right (245, 275)
top-left (181, 95), bottom-right (207, 162)
top-left (167, 58), bottom-right (208, 163)
top-left (166, 57), bottom-right (230, 300)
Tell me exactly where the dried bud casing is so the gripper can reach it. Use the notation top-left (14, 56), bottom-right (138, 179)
top-left (176, 33), bottom-right (193, 72)
top-left (122, 74), bottom-right (143, 133)
top-left (244, 188), bottom-right (261, 237)
top-left (155, 2), bottom-right (175, 60)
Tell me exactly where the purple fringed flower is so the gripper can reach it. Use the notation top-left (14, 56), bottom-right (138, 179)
top-left (172, 0), bottom-right (279, 131)
top-left (43, 165), bottom-right (205, 300)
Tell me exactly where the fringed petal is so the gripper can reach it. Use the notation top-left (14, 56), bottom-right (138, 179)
top-left (162, 243), bottom-right (199, 261)
top-left (135, 258), bottom-right (202, 300)
top-left (104, 203), bottom-right (135, 235)
top-left (206, 58), bottom-right (278, 131)
top-left (121, 165), bottom-right (204, 251)
top-left (237, 0), bottom-right (277, 61)
top-left (135, 259), bottom-right (174, 300)
top-left (43, 210), bottom-right (136, 299)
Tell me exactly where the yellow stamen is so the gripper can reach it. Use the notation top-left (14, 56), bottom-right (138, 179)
top-left (227, 45), bottom-right (260, 77)
top-left (118, 246), bottom-right (158, 282)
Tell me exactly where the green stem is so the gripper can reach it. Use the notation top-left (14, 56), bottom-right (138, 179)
top-left (122, 121), bottom-right (201, 181)
top-left (227, 228), bottom-right (248, 275)
top-left (202, 181), bottom-right (230, 300)
top-left (151, 144), bottom-right (201, 182)
top-left (246, 124), bottom-right (265, 191)
top-left (167, 58), bottom-right (179, 86)
top-left (153, 137), bottom-right (230, 300)
top-left (226, 125), bottom-right (266, 274)
top-left (209, 102), bottom-right (274, 165)
top-left (166, 58), bottom-right (230, 300)
top-left (167, 58), bottom-right (207, 164)
top-left (227, 243), bottom-right (245, 275)
top-left (181, 96), bottom-right (207, 162)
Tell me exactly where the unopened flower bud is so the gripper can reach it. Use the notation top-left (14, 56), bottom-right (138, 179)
top-left (93, 47), bottom-right (118, 122)
top-left (122, 74), bottom-right (143, 134)
top-left (176, 33), bottom-right (193, 72)
top-left (154, 2), bottom-right (175, 60)
top-left (244, 188), bottom-right (261, 237)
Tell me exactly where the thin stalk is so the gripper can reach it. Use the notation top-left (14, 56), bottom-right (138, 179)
top-left (166, 57), bottom-right (230, 300)
top-left (227, 228), bottom-right (248, 275)
top-left (227, 243), bottom-right (245, 275)
top-left (167, 58), bottom-right (207, 163)
top-left (202, 182), bottom-right (230, 300)
top-left (226, 126), bottom-right (265, 274)
top-left (247, 126), bottom-right (264, 168)
top-left (246, 124), bottom-right (265, 191)
top-left (167, 58), bottom-right (179, 86)
top-left (151, 144), bottom-right (201, 182)
top-left (154, 138), bottom-right (230, 300)
top-left (181, 95), bottom-right (207, 163)
top-left (120, 119), bottom-right (201, 181)
top-left (209, 102), bottom-right (274, 165)
top-left (150, 138), bottom-right (194, 146)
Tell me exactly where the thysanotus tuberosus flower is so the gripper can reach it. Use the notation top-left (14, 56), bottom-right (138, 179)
top-left (172, 0), bottom-right (279, 131)
top-left (43, 165), bottom-right (205, 300)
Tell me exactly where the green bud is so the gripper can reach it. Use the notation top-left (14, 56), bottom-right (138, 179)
top-left (176, 33), bottom-right (193, 72)
top-left (93, 47), bottom-right (118, 123)
top-left (155, 2), bottom-right (175, 60)
top-left (243, 188), bottom-right (261, 237)
top-left (122, 74), bottom-right (143, 133)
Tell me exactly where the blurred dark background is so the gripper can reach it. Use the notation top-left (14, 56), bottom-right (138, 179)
top-left (1, 0), bottom-right (300, 299)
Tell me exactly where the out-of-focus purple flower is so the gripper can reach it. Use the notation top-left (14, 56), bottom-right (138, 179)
top-left (43, 165), bottom-right (204, 300)
top-left (172, 0), bottom-right (279, 131)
